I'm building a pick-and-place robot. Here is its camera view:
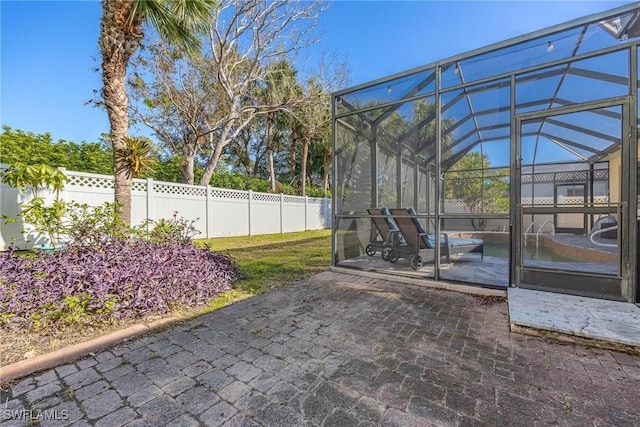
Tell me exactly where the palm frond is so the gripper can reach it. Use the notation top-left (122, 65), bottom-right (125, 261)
top-left (132, 0), bottom-right (215, 56)
top-left (115, 136), bottom-right (155, 178)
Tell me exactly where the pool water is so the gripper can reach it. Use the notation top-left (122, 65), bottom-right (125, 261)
top-left (483, 243), bottom-right (582, 263)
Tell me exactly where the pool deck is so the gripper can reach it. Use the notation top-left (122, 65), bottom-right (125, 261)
top-left (337, 252), bottom-right (616, 288)
top-left (341, 230), bottom-right (621, 286)
top-left (548, 233), bottom-right (618, 254)
top-left (338, 253), bottom-right (510, 288)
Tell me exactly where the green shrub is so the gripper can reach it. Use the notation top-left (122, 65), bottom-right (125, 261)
top-left (1, 163), bottom-right (69, 246)
top-left (63, 202), bottom-right (128, 247)
top-left (209, 172), bottom-right (328, 196)
top-left (209, 172), bottom-right (270, 192)
top-left (133, 212), bottom-right (200, 243)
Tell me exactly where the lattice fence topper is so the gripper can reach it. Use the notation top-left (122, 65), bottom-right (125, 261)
top-left (253, 193), bottom-right (281, 202)
top-left (444, 199), bottom-right (467, 207)
top-left (283, 195), bottom-right (305, 204)
top-left (521, 197), bottom-right (555, 205)
top-left (67, 174), bottom-right (114, 189)
top-left (521, 169), bottom-right (609, 183)
top-left (445, 195), bottom-right (611, 207)
top-left (593, 195), bottom-right (610, 204)
top-left (307, 197), bottom-right (326, 204)
top-left (557, 195), bottom-right (610, 205)
top-left (521, 195), bottom-right (610, 205)
top-left (210, 188), bottom-right (249, 200)
top-left (153, 183), bottom-right (207, 197)
top-left (132, 180), bottom-right (147, 192)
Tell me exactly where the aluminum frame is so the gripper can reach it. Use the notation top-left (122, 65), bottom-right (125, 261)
top-left (331, 3), bottom-right (640, 302)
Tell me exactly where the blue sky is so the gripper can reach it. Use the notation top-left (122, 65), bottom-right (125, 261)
top-left (0, 0), bottom-right (630, 144)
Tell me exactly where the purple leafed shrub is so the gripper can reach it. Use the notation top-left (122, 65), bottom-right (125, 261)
top-left (0, 241), bottom-right (239, 329)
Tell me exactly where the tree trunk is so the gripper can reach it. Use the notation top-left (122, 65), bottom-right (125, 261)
top-left (199, 137), bottom-right (227, 186)
top-left (180, 155), bottom-right (195, 184)
top-left (267, 148), bottom-right (276, 191)
top-left (300, 132), bottom-right (310, 196)
top-left (199, 119), bottom-right (237, 185)
top-left (322, 145), bottom-right (332, 198)
top-left (100, 0), bottom-right (138, 227)
top-left (199, 145), bottom-right (223, 185)
top-left (266, 112), bottom-right (276, 192)
top-left (290, 125), bottom-right (298, 184)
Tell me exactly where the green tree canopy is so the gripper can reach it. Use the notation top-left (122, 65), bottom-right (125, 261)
top-left (445, 152), bottom-right (509, 230)
top-left (0, 126), bottom-right (113, 175)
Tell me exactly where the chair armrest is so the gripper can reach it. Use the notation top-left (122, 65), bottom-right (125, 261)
top-left (388, 229), bottom-right (403, 247)
top-left (417, 232), bottom-right (429, 251)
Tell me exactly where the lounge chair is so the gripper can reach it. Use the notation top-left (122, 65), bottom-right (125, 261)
top-left (366, 208), bottom-right (402, 258)
top-left (387, 208), bottom-right (484, 270)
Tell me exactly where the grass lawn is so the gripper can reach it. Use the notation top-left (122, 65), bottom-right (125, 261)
top-left (200, 229), bottom-right (332, 295)
top-left (1, 230), bottom-right (331, 367)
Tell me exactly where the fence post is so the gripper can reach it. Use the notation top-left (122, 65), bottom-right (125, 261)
top-left (305, 196), bottom-right (308, 231)
top-left (280, 193), bottom-right (284, 234)
top-left (248, 190), bottom-right (252, 236)
top-left (322, 197), bottom-right (333, 229)
top-left (206, 185), bottom-right (211, 239)
top-left (146, 178), bottom-right (154, 225)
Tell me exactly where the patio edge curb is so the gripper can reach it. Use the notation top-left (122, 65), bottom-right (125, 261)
top-left (0, 317), bottom-right (179, 384)
top-left (510, 323), bottom-right (640, 355)
top-left (329, 266), bottom-right (507, 297)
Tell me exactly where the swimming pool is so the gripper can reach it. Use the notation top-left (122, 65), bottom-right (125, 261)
top-left (483, 242), bottom-right (581, 262)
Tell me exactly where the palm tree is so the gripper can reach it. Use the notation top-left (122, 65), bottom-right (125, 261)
top-left (99, 0), bottom-right (213, 226)
top-left (293, 78), bottom-right (330, 196)
top-left (261, 60), bottom-right (299, 192)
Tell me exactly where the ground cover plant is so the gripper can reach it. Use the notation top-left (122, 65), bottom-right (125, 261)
top-left (0, 230), bottom-right (331, 366)
top-left (0, 241), bottom-right (239, 330)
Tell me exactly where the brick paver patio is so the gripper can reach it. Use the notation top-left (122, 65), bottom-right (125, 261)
top-left (3, 271), bottom-right (640, 426)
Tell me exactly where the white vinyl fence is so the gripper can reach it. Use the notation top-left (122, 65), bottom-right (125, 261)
top-left (0, 165), bottom-right (332, 250)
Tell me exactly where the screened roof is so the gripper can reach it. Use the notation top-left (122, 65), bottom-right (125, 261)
top-left (335, 3), bottom-right (640, 172)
